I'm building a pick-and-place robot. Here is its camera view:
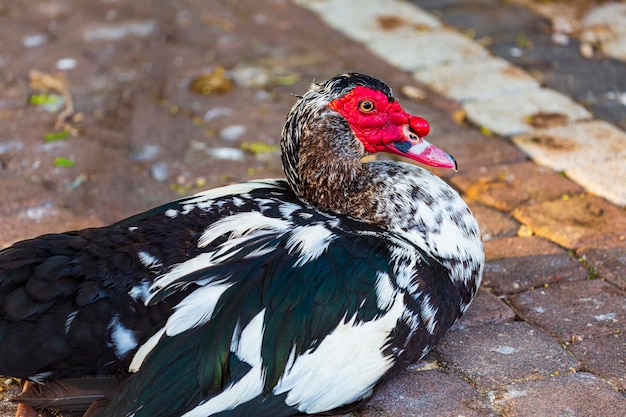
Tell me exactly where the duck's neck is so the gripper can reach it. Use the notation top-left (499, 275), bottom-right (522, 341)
top-left (282, 111), bottom-right (375, 217)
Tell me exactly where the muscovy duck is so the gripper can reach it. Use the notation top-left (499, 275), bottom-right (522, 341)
top-left (2, 73), bottom-right (483, 417)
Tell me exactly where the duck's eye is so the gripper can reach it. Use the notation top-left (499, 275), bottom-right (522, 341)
top-left (358, 100), bottom-right (375, 113)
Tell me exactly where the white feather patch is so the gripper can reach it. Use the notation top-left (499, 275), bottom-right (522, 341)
top-left (128, 280), bottom-right (151, 301)
top-left (65, 311), bottom-right (78, 334)
top-left (165, 281), bottom-right (234, 336)
top-left (273, 294), bottom-right (405, 413)
top-left (164, 208), bottom-right (178, 218)
top-left (109, 315), bottom-right (137, 359)
top-left (129, 328), bottom-right (166, 372)
top-left (180, 310), bottom-right (266, 417)
top-left (419, 294), bottom-right (439, 335)
top-left (183, 180), bottom-right (281, 205)
top-left (198, 212), bottom-right (291, 248)
top-left (286, 224), bottom-right (335, 267)
top-left (138, 251), bottom-right (162, 269)
top-left (149, 252), bottom-right (218, 295)
top-left (374, 271), bottom-right (397, 310)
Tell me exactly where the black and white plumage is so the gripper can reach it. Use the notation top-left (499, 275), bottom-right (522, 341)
top-left (1, 73), bottom-right (483, 417)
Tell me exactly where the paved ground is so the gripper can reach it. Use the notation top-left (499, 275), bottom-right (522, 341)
top-left (0, 0), bottom-right (625, 416)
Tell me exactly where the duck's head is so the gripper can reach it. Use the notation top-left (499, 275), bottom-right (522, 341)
top-left (281, 73), bottom-right (456, 201)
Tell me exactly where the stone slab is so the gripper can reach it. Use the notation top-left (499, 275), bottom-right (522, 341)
top-left (581, 3), bottom-right (626, 61)
top-left (512, 194), bottom-right (626, 249)
top-left (463, 89), bottom-right (592, 137)
top-left (292, 0), bottom-right (441, 44)
top-left (578, 239), bottom-right (626, 290)
top-left (567, 156), bottom-right (626, 206)
top-left (509, 279), bottom-right (626, 343)
top-left (435, 321), bottom-right (578, 390)
top-left (414, 56), bottom-right (540, 102)
top-left (512, 120), bottom-right (626, 171)
top-left (368, 29), bottom-right (491, 72)
top-left (451, 161), bottom-right (584, 212)
top-left (489, 372), bottom-right (626, 417)
top-left (340, 369), bottom-right (495, 417)
top-left (569, 332), bottom-right (626, 392)
top-left (483, 236), bottom-right (588, 294)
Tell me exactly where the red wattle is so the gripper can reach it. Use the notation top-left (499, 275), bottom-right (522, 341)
top-left (409, 116), bottom-right (430, 137)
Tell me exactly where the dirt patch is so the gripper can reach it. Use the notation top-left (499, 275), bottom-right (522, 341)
top-left (526, 133), bottom-right (578, 151)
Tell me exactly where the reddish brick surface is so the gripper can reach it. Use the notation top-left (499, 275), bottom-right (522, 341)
top-left (489, 372), bottom-right (626, 417)
top-left (483, 236), bottom-right (588, 294)
top-left (451, 289), bottom-right (516, 330)
top-left (569, 332), bottom-right (626, 392)
top-left (509, 279), bottom-right (626, 343)
top-left (433, 130), bottom-right (525, 177)
top-left (467, 201), bottom-right (520, 242)
top-left (450, 161), bottom-right (584, 212)
top-left (345, 368), bottom-right (496, 417)
top-left (513, 194), bottom-right (626, 249)
top-left (434, 321), bottom-right (579, 390)
top-left (578, 239), bottom-right (626, 290)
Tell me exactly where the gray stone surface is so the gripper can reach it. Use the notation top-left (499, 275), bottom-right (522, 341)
top-left (414, 56), bottom-right (540, 102)
top-left (567, 156), bottom-right (626, 206)
top-left (512, 120), bottom-right (626, 171)
top-left (463, 89), bottom-right (592, 137)
top-left (368, 29), bottom-right (490, 71)
top-left (482, 236), bottom-right (588, 295)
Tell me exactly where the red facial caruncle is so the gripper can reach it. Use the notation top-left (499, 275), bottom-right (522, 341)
top-left (328, 86), bottom-right (456, 170)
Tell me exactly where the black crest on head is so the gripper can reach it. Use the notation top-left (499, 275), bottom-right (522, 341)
top-left (318, 73), bottom-right (395, 102)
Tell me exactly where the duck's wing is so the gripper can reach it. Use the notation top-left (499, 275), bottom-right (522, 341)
top-left (0, 180), bottom-right (285, 381)
top-left (85, 203), bottom-right (457, 417)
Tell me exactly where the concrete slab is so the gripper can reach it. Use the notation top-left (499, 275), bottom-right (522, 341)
top-left (463, 89), bottom-right (592, 137)
top-left (367, 29), bottom-right (490, 71)
top-left (435, 321), bottom-right (579, 390)
top-left (414, 56), bottom-right (540, 102)
top-left (581, 3), bottom-right (626, 61)
top-left (566, 156), bottom-right (626, 206)
top-left (512, 120), bottom-right (626, 171)
top-left (489, 372), bottom-right (626, 417)
top-left (512, 194), bottom-right (626, 249)
top-left (292, 0), bottom-right (441, 44)
top-left (509, 279), bottom-right (626, 343)
top-left (295, 0), bottom-right (488, 71)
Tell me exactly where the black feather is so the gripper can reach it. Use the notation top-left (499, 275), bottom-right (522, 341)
top-left (13, 377), bottom-right (120, 412)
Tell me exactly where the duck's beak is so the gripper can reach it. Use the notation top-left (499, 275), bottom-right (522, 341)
top-left (383, 125), bottom-right (457, 170)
